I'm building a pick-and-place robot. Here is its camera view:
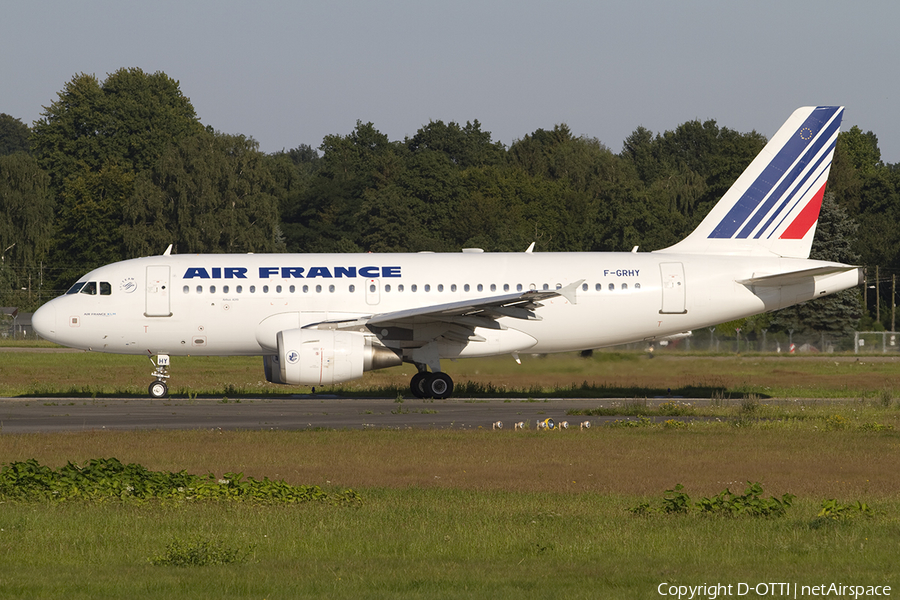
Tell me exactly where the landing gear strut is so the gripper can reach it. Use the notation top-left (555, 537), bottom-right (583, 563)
top-left (148, 354), bottom-right (170, 398)
top-left (409, 369), bottom-right (454, 399)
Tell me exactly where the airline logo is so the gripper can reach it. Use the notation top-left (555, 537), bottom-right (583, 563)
top-left (709, 106), bottom-right (843, 241)
top-left (183, 266), bottom-right (402, 279)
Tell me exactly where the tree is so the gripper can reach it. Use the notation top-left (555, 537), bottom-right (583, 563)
top-left (30, 68), bottom-right (204, 286)
top-left (0, 154), bottom-right (54, 306)
top-left (0, 114), bottom-right (30, 156)
top-left (125, 130), bottom-right (285, 256)
top-left (31, 69), bottom-right (201, 191)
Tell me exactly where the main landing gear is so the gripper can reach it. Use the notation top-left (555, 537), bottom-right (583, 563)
top-left (410, 369), bottom-right (454, 400)
top-left (148, 353), bottom-right (170, 398)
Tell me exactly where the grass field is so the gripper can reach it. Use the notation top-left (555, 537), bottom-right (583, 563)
top-left (1, 346), bottom-right (899, 598)
top-left (2, 344), bottom-right (900, 399)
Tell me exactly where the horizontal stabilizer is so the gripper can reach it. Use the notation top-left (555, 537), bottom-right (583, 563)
top-left (737, 266), bottom-right (860, 287)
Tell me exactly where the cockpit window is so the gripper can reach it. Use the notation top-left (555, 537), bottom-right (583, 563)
top-left (80, 282), bottom-right (98, 295)
top-left (66, 282), bottom-right (86, 295)
top-left (99, 282), bottom-right (112, 295)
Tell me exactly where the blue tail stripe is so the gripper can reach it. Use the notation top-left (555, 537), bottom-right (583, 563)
top-left (740, 116), bottom-right (841, 239)
top-left (759, 138), bottom-right (836, 239)
top-left (708, 106), bottom-right (841, 239)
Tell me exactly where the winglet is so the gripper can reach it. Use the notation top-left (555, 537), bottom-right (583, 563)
top-left (163, 244), bottom-right (173, 256)
top-left (525, 242), bottom-right (535, 254)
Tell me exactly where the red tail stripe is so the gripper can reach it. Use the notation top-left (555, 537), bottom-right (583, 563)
top-left (779, 183), bottom-right (826, 240)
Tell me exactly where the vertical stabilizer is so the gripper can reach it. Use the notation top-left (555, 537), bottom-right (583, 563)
top-left (657, 106), bottom-right (843, 258)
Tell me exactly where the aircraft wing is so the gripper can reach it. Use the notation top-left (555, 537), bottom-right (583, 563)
top-left (306, 279), bottom-right (583, 333)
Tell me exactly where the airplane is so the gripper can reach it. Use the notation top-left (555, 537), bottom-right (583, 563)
top-left (32, 106), bottom-right (862, 399)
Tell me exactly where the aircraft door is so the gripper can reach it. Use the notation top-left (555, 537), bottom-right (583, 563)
top-left (659, 263), bottom-right (687, 314)
top-left (365, 278), bottom-right (380, 305)
top-left (145, 266), bottom-right (173, 317)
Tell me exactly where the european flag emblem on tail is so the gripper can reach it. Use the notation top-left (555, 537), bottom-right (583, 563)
top-left (658, 106), bottom-right (844, 259)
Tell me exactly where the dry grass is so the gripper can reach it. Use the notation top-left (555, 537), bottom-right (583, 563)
top-left (3, 426), bottom-right (898, 500)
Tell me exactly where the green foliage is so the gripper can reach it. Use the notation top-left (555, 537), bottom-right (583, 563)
top-left (816, 498), bottom-right (873, 522)
top-left (694, 482), bottom-right (795, 517)
top-left (634, 482), bottom-right (795, 517)
top-left (125, 130), bottom-right (285, 256)
top-left (149, 537), bottom-right (254, 567)
top-left (0, 458), bottom-right (361, 505)
top-left (0, 153), bottom-right (53, 308)
top-left (0, 113), bottom-right (31, 156)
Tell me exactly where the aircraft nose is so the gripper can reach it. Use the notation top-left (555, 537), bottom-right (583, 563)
top-left (32, 302), bottom-right (57, 340)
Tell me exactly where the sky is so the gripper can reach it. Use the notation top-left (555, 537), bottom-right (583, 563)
top-left (3, 1), bottom-right (899, 163)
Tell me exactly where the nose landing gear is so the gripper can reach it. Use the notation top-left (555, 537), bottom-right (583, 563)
top-left (148, 353), bottom-right (170, 398)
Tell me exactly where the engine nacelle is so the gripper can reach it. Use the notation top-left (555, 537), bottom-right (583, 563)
top-left (264, 329), bottom-right (401, 386)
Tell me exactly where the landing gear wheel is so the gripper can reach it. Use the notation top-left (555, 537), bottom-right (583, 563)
top-left (149, 380), bottom-right (168, 398)
top-left (424, 372), bottom-right (454, 400)
top-left (410, 372), bottom-right (429, 398)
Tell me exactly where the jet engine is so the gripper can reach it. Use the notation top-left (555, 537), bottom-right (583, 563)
top-left (263, 329), bottom-right (401, 386)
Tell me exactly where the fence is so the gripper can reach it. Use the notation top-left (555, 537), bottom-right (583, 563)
top-left (613, 330), bottom-right (900, 355)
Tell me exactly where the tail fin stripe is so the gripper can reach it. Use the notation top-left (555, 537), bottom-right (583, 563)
top-left (708, 106), bottom-right (842, 239)
top-left (737, 114), bottom-right (841, 239)
top-left (779, 182), bottom-right (827, 240)
top-left (760, 138), bottom-right (836, 239)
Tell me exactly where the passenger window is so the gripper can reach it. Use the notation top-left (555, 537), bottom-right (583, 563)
top-left (263, 285), bottom-right (269, 293)
top-left (464, 284), bottom-right (470, 292)
top-left (289, 285), bottom-right (295, 293)
top-left (398, 284), bottom-right (404, 292)
top-left (275, 285), bottom-right (282, 293)
top-left (608, 283), bottom-right (615, 291)
top-left (223, 285), bottom-right (230, 294)
top-left (542, 283), bottom-right (549, 291)
top-left (236, 285), bottom-right (243, 293)
top-left (183, 285), bottom-right (189, 294)
top-left (595, 283), bottom-right (601, 291)
top-left (529, 284), bottom-right (536, 291)
top-left (303, 285), bottom-right (309, 293)
top-left (490, 284), bottom-right (496, 292)
top-left (385, 284), bottom-right (391, 292)
top-left (503, 284), bottom-right (509, 292)
top-left (477, 284), bottom-right (483, 292)
top-left (635, 283), bottom-right (641, 290)
top-left (349, 285), bottom-right (355, 293)
top-left (249, 285), bottom-right (256, 293)
top-left (329, 284), bottom-right (335, 293)
top-left (517, 284), bottom-right (523, 292)
top-left (438, 284), bottom-right (444, 292)
top-left (411, 284), bottom-right (417, 292)
top-left (316, 285), bottom-right (322, 293)
top-left (100, 282), bottom-right (112, 295)
top-left (196, 285), bottom-right (203, 294)
top-left (451, 284), bottom-right (457, 292)
top-left (582, 283), bottom-right (588, 291)
top-left (622, 283), bottom-right (628, 290)
top-left (210, 285), bottom-right (216, 294)
top-left (425, 284), bottom-right (431, 292)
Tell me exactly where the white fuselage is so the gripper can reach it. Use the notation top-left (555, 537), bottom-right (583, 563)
top-left (32, 251), bottom-right (861, 359)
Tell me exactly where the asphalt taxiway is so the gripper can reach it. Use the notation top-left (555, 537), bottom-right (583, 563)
top-left (0, 396), bottom-right (639, 434)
